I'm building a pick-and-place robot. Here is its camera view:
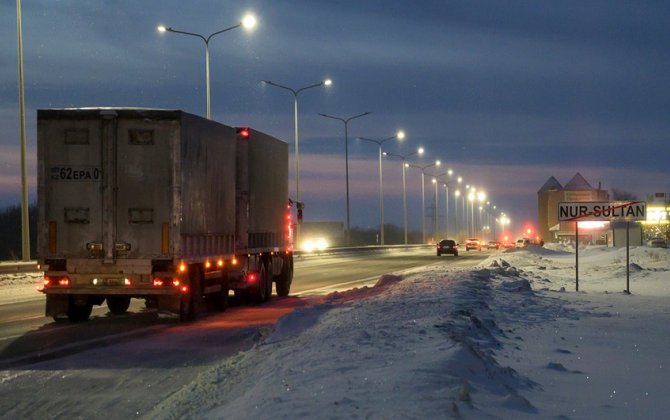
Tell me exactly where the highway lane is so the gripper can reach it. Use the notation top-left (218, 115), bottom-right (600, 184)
top-left (0, 247), bottom-right (495, 365)
top-left (292, 246), bottom-right (489, 294)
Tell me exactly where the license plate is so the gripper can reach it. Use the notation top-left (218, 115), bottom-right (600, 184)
top-left (103, 278), bottom-right (121, 286)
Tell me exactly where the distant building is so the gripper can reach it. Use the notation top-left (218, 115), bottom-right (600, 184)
top-left (641, 192), bottom-right (670, 241)
top-left (537, 173), bottom-right (609, 243)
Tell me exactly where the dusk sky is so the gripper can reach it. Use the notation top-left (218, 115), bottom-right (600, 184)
top-left (1, 0), bottom-right (669, 238)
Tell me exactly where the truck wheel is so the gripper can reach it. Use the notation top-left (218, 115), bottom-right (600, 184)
top-left (187, 265), bottom-right (203, 319)
top-left (106, 296), bottom-right (131, 314)
top-left (251, 263), bottom-right (269, 304)
top-left (276, 257), bottom-right (293, 297)
top-left (67, 299), bottom-right (93, 322)
top-left (264, 261), bottom-right (273, 301)
top-left (179, 294), bottom-right (193, 322)
top-left (216, 288), bottom-right (229, 311)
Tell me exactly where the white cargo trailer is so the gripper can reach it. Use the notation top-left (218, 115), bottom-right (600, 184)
top-left (37, 108), bottom-right (293, 321)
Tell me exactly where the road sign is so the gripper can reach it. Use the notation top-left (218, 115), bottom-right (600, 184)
top-left (558, 201), bottom-right (646, 222)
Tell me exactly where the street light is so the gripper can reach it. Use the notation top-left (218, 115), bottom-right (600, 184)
top-left (468, 188), bottom-right (476, 237)
top-left (407, 160), bottom-right (441, 244)
top-left (157, 13), bottom-right (257, 120)
top-left (454, 189), bottom-right (461, 240)
top-left (16, 0), bottom-right (30, 260)
top-left (432, 178), bottom-right (439, 240)
top-left (434, 170), bottom-right (456, 238)
top-left (359, 131), bottom-right (406, 245)
top-left (384, 147), bottom-right (424, 245)
top-left (454, 176), bottom-right (462, 238)
top-left (263, 78), bottom-right (333, 240)
top-left (319, 111), bottom-right (371, 246)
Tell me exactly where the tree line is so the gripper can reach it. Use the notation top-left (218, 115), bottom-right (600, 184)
top-left (0, 204), bottom-right (37, 260)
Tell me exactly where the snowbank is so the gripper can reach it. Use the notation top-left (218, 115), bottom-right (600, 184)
top-left (2, 245), bottom-right (669, 419)
top-left (145, 245), bottom-right (670, 419)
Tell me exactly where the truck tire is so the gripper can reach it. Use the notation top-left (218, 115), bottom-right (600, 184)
top-left (216, 288), bottom-right (229, 312)
top-left (67, 298), bottom-right (93, 322)
top-left (106, 296), bottom-right (131, 314)
top-left (179, 294), bottom-right (192, 322)
top-left (264, 260), bottom-right (273, 301)
top-left (251, 263), bottom-right (269, 304)
top-left (276, 257), bottom-right (293, 297)
top-left (180, 265), bottom-right (202, 321)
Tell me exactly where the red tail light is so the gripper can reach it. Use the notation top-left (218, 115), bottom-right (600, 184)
top-left (236, 127), bottom-right (250, 139)
top-left (152, 278), bottom-right (164, 287)
top-left (43, 276), bottom-right (70, 287)
top-left (247, 273), bottom-right (257, 284)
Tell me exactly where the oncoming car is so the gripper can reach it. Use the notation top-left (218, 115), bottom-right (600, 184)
top-left (465, 238), bottom-right (482, 251)
top-left (437, 239), bottom-right (458, 257)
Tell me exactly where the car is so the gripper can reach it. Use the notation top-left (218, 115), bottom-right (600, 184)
top-left (486, 240), bottom-right (501, 250)
top-left (647, 237), bottom-right (667, 248)
top-left (437, 239), bottom-right (458, 257)
top-left (465, 238), bottom-right (482, 251)
top-left (516, 238), bottom-right (531, 248)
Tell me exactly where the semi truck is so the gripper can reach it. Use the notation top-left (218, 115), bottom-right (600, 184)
top-left (36, 108), bottom-right (293, 322)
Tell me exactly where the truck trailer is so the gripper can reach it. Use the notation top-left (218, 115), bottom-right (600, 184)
top-left (37, 108), bottom-right (293, 322)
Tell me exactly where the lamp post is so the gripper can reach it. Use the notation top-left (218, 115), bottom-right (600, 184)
top-left (157, 13), bottom-right (257, 120)
top-left (16, 0), bottom-right (29, 261)
top-left (359, 131), bottom-right (405, 245)
top-left (384, 148), bottom-right (424, 244)
top-left (319, 111), bottom-right (371, 246)
top-left (477, 190), bottom-right (487, 238)
top-left (454, 189), bottom-right (461, 240)
top-left (468, 188), bottom-right (476, 237)
top-left (263, 79), bottom-right (333, 241)
top-left (432, 178), bottom-right (439, 240)
top-left (407, 160), bottom-right (441, 244)
top-left (433, 169), bottom-right (455, 238)
top-left (499, 213), bottom-right (510, 244)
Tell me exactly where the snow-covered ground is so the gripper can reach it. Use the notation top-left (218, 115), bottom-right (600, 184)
top-left (2, 245), bottom-right (670, 419)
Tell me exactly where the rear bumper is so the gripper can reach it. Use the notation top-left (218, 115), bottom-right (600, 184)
top-left (42, 287), bottom-right (181, 296)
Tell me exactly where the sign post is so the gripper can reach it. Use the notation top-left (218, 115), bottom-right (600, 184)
top-left (558, 201), bottom-right (646, 293)
top-left (575, 221), bottom-right (579, 291)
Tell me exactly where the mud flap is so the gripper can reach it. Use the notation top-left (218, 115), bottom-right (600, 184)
top-left (45, 294), bottom-right (69, 318)
top-left (156, 295), bottom-right (181, 316)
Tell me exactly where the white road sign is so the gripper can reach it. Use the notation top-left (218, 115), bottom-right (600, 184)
top-left (558, 201), bottom-right (647, 222)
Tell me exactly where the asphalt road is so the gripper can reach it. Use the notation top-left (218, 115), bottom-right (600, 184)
top-left (0, 247), bottom-right (493, 366)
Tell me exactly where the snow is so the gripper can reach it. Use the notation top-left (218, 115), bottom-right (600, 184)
top-left (2, 245), bottom-right (670, 419)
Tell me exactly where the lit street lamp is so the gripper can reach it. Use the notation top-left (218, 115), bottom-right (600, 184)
top-left (157, 13), bottom-right (257, 120)
top-left (384, 148), bottom-right (424, 244)
top-left (407, 160), bottom-right (441, 244)
top-left (359, 131), bottom-right (406, 245)
top-left (432, 178), bottom-right (439, 240)
top-left (468, 188), bottom-right (476, 237)
top-left (454, 189), bottom-right (461, 240)
top-left (319, 111), bottom-right (371, 246)
top-left (434, 169), bottom-right (455, 238)
top-left (262, 78), bottom-right (333, 240)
